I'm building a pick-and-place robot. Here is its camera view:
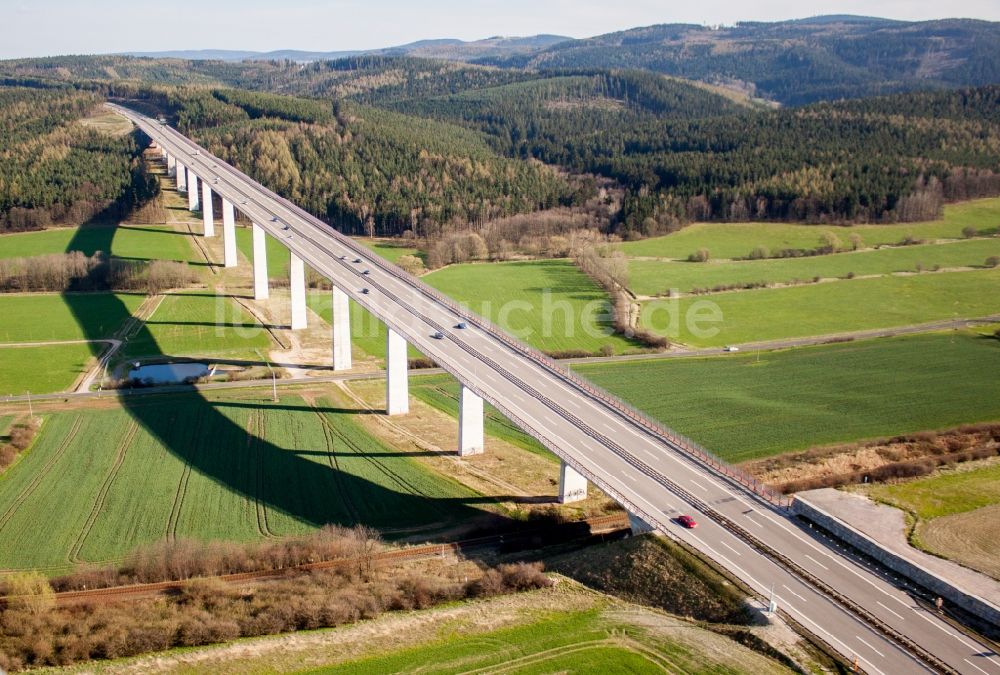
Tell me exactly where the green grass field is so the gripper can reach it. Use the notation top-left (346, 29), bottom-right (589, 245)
top-left (574, 329), bottom-right (1000, 462)
top-left (0, 224), bottom-right (201, 263)
top-left (0, 393), bottom-right (482, 571)
top-left (629, 238), bottom-right (1000, 296)
top-left (355, 239), bottom-right (423, 264)
top-left (0, 293), bottom-right (145, 343)
top-left (425, 260), bottom-right (637, 355)
top-left (0, 343), bottom-right (96, 395)
top-left (308, 603), bottom-right (784, 675)
top-left (868, 462), bottom-right (1000, 521)
top-left (620, 198), bottom-right (1000, 261)
top-left (639, 268), bottom-right (1000, 347)
top-left (234, 225), bottom-right (292, 279)
top-left (121, 292), bottom-right (273, 361)
top-left (410, 374), bottom-right (552, 460)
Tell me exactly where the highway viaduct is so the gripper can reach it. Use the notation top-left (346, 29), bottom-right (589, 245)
top-left (112, 102), bottom-right (999, 675)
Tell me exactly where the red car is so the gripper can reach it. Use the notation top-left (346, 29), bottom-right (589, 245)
top-left (677, 515), bottom-right (698, 529)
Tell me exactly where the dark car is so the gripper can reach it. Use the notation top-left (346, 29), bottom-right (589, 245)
top-left (361, 288), bottom-right (369, 295)
top-left (456, 322), bottom-right (468, 329)
top-left (432, 331), bottom-right (445, 339)
top-left (362, 269), bottom-right (370, 275)
top-left (353, 258), bottom-right (362, 263)
top-left (677, 515), bottom-right (698, 529)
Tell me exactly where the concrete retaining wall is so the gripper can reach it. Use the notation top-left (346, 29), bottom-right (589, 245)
top-left (792, 496), bottom-right (1000, 627)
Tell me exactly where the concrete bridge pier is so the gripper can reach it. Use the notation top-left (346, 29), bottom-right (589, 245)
top-left (252, 222), bottom-right (269, 301)
top-left (221, 199), bottom-right (237, 268)
top-left (176, 162), bottom-right (186, 192)
top-left (458, 385), bottom-right (484, 456)
top-left (627, 513), bottom-right (655, 535)
top-left (386, 327), bottom-right (409, 415)
top-left (289, 252), bottom-right (307, 330)
top-left (201, 182), bottom-right (215, 237)
top-left (559, 460), bottom-right (588, 503)
top-left (167, 154), bottom-right (176, 177)
top-left (331, 286), bottom-right (352, 370)
top-left (188, 172), bottom-right (200, 211)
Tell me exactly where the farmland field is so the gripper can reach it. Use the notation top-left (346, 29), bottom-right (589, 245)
top-left (0, 393), bottom-right (483, 571)
top-left (866, 461), bottom-right (1000, 580)
top-left (355, 238), bottom-right (423, 264)
top-left (628, 238), bottom-right (1000, 296)
top-left (639, 268), bottom-right (1000, 347)
top-left (574, 329), bottom-right (1000, 462)
top-left (619, 198), bottom-right (1000, 261)
top-left (0, 224), bottom-right (200, 263)
top-left (309, 602), bottom-right (789, 675)
top-left (0, 343), bottom-right (96, 395)
top-left (425, 260), bottom-right (638, 355)
top-left (121, 292), bottom-right (273, 361)
top-left (0, 293), bottom-right (145, 343)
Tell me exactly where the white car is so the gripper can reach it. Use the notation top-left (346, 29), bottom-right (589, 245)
top-left (724, 345), bottom-right (740, 352)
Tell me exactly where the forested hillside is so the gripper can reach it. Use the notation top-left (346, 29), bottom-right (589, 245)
top-left (481, 17), bottom-right (1000, 105)
top-left (139, 88), bottom-right (576, 236)
top-left (407, 79), bottom-right (1000, 235)
top-left (0, 87), bottom-right (158, 231)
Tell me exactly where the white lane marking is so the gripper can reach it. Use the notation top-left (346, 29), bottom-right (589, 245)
top-left (782, 584), bottom-right (806, 602)
top-left (804, 554), bottom-right (828, 571)
top-left (965, 659), bottom-right (992, 675)
top-left (793, 613), bottom-right (887, 675)
top-left (877, 601), bottom-right (905, 622)
top-left (745, 515), bottom-right (763, 528)
top-left (719, 540), bottom-right (742, 557)
top-left (916, 611), bottom-right (1000, 667)
top-left (621, 471), bottom-right (637, 482)
top-left (856, 635), bottom-right (886, 659)
top-left (689, 479), bottom-right (707, 492)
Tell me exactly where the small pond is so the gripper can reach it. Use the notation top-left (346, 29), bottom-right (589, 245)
top-left (128, 362), bottom-right (212, 385)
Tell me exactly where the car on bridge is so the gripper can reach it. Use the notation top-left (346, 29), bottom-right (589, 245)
top-left (676, 515), bottom-right (698, 529)
top-left (432, 331), bottom-right (445, 340)
top-left (456, 322), bottom-right (468, 329)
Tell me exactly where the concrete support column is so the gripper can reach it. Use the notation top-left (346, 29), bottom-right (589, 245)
top-left (252, 222), bottom-right (269, 301)
top-left (331, 286), bottom-right (352, 371)
top-left (386, 327), bottom-right (409, 415)
top-left (201, 182), bottom-right (215, 237)
top-left (289, 252), bottom-right (307, 330)
top-left (558, 460), bottom-right (588, 503)
top-left (176, 162), bottom-right (186, 191)
top-left (458, 385), bottom-right (484, 456)
top-left (627, 513), bottom-right (655, 535)
top-left (167, 154), bottom-right (176, 177)
top-left (221, 199), bottom-right (237, 267)
top-left (188, 172), bottom-right (200, 211)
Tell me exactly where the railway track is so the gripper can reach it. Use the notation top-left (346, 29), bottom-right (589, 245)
top-left (13, 513), bottom-right (629, 606)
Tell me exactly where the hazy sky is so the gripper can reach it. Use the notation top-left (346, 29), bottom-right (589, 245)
top-left (3, 0), bottom-right (999, 59)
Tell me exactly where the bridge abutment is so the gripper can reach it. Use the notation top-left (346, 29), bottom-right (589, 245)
top-left (290, 252), bottom-right (307, 330)
top-left (252, 222), bottom-right (269, 301)
top-left (458, 385), bottom-right (484, 456)
top-left (332, 286), bottom-right (352, 370)
top-left (201, 182), bottom-right (215, 237)
top-left (386, 327), bottom-right (409, 415)
top-left (188, 172), bottom-right (200, 211)
top-left (558, 460), bottom-right (588, 503)
top-left (222, 199), bottom-right (237, 267)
